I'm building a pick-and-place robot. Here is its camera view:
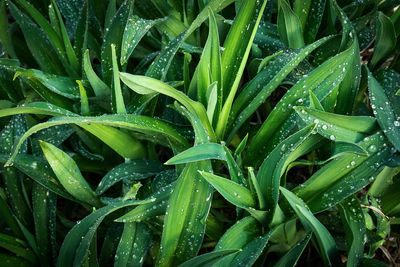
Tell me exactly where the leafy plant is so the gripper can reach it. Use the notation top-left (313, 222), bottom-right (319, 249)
top-left (0, 0), bottom-right (400, 266)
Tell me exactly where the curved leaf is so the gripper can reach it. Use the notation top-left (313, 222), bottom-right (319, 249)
top-left (56, 198), bottom-right (155, 267)
top-left (280, 187), bottom-right (339, 266)
top-left (199, 171), bottom-right (255, 209)
top-left (40, 141), bottom-right (101, 207)
top-left (294, 106), bottom-right (378, 143)
top-left (6, 114), bottom-right (189, 165)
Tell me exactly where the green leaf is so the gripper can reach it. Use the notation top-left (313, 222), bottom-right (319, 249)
top-left (295, 0), bottom-right (325, 44)
top-left (309, 90), bottom-right (325, 110)
top-left (0, 253), bottom-right (30, 267)
top-left (111, 43), bottom-right (126, 114)
top-left (0, 188), bottom-right (23, 238)
top-left (278, 0), bottom-right (304, 49)
top-left (6, 114), bottom-right (189, 165)
top-left (0, 154), bottom-right (76, 202)
top-left (156, 108), bottom-right (211, 266)
top-left (101, 0), bottom-right (133, 86)
top-left (83, 49), bottom-right (110, 97)
top-left (227, 35), bottom-right (332, 144)
top-left (39, 141), bottom-right (101, 207)
top-left (368, 70), bottom-right (400, 151)
top-left (0, 102), bottom-right (76, 118)
top-left (95, 160), bottom-right (164, 195)
top-left (245, 36), bottom-right (356, 165)
top-left (248, 167), bottom-right (266, 210)
top-left (216, 0), bottom-right (268, 138)
top-left (338, 196), bottom-right (365, 267)
top-left (230, 231), bottom-right (272, 267)
top-left (32, 183), bottom-right (53, 266)
top-left (0, 0), bottom-right (16, 58)
top-left (157, 162), bottom-right (212, 266)
top-left (0, 233), bottom-right (37, 263)
top-left (114, 222), bottom-right (151, 267)
top-left (199, 171), bottom-right (256, 209)
top-left (115, 183), bottom-right (174, 223)
top-left (280, 187), bottom-right (339, 266)
top-left (273, 233), bottom-right (312, 267)
top-left (369, 12), bottom-right (397, 70)
top-left (56, 199), bottom-right (155, 267)
top-left (256, 124), bottom-right (316, 223)
top-left (14, 69), bottom-right (80, 99)
top-left (77, 80), bottom-right (90, 116)
top-left (206, 82), bottom-right (218, 122)
top-left (178, 250), bottom-right (239, 267)
top-left (332, 0), bottom-right (361, 115)
top-left (145, 0), bottom-right (235, 80)
top-left (196, 9), bottom-right (222, 114)
top-left (120, 73), bottom-right (215, 141)
top-left (50, 0), bottom-right (79, 72)
top-left (8, 2), bottom-right (65, 75)
top-left (0, 116), bottom-right (31, 227)
top-left (213, 216), bottom-right (266, 266)
top-left (294, 106), bottom-right (378, 143)
top-left (166, 142), bottom-right (246, 185)
top-left (295, 132), bottom-right (393, 212)
top-left (121, 16), bottom-right (164, 65)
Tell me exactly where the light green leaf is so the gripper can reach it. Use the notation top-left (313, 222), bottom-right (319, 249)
top-left (278, 0), bottom-right (304, 49)
top-left (39, 141), bottom-right (101, 207)
top-left (166, 142), bottom-right (246, 185)
top-left (199, 171), bottom-right (255, 209)
top-left (256, 124), bottom-right (316, 223)
top-left (6, 114), bottom-right (189, 165)
top-left (83, 49), bottom-right (110, 96)
top-left (0, 102), bottom-right (76, 118)
top-left (111, 43), bottom-right (126, 114)
top-left (14, 69), bottom-right (80, 99)
top-left (216, 0), bottom-right (268, 138)
top-left (206, 82), bottom-right (218, 122)
top-left (157, 162), bottom-right (212, 266)
top-left (197, 9), bottom-right (222, 113)
top-left (120, 73), bottom-right (215, 141)
top-left (294, 106), bottom-right (378, 143)
top-left (76, 80), bottom-right (89, 116)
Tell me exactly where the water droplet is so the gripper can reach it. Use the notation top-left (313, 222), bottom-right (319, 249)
top-left (368, 145), bottom-right (377, 153)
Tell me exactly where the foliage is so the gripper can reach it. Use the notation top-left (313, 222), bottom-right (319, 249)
top-left (0, 0), bottom-right (400, 266)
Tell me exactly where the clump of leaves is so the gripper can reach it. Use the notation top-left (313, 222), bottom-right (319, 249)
top-left (0, 0), bottom-right (400, 266)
